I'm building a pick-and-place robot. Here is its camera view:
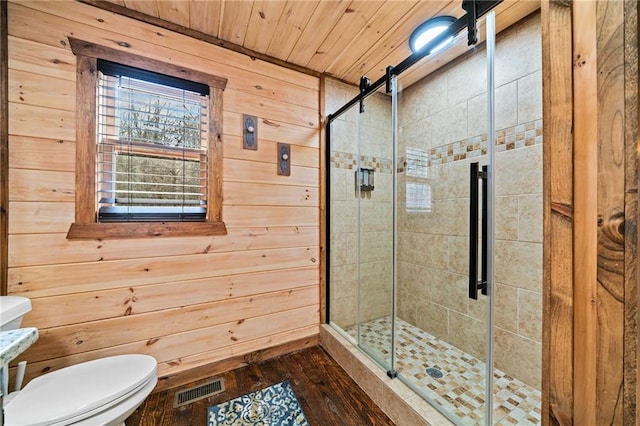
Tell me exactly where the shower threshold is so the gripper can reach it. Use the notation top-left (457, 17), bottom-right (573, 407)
top-left (344, 317), bottom-right (541, 425)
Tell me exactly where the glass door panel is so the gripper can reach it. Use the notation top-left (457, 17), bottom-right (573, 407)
top-left (328, 101), bottom-right (361, 336)
top-left (392, 13), bottom-right (494, 424)
top-left (356, 84), bottom-right (394, 372)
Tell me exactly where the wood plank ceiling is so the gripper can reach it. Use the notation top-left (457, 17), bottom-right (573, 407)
top-left (94, 0), bottom-right (540, 88)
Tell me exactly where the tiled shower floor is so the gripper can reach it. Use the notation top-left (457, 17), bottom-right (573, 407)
top-left (345, 317), bottom-right (541, 425)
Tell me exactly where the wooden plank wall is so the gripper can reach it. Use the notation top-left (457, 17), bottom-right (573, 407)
top-left (543, 0), bottom-right (638, 424)
top-left (5, 0), bottom-right (320, 391)
top-left (594, 2), bottom-right (627, 423)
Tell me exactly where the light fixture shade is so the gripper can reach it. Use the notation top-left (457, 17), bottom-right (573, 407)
top-left (409, 15), bottom-right (457, 54)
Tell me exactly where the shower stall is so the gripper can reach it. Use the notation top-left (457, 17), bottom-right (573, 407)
top-left (326, 7), bottom-right (542, 425)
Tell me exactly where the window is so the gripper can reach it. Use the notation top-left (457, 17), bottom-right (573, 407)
top-left (406, 182), bottom-right (432, 213)
top-left (405, 148), bottom-right (432, 213)
top-left (97, 60), bottom-right (209, 222)
top-left (67, 38), bottom-right (228, 239)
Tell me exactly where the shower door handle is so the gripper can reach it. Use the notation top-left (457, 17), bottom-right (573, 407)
top-left (480, 164), bottom-right (488, 296)
top-left (469, 162), bottom-right (488, 299)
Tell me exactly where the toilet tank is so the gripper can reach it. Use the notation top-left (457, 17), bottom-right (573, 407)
top-left (0, 296), bottom-right (32, 331)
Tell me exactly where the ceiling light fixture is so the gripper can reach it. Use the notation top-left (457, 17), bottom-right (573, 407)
top-left (409, 16), bottom-right (457, 54)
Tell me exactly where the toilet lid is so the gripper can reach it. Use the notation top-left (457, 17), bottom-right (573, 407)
top-left (5, 354), bottom-right (157, 426)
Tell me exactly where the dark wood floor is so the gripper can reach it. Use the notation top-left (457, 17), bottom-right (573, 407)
top-left (127, 345), bottom-right (394, 425)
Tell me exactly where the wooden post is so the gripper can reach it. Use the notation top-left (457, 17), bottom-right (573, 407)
top-left (319, 75), bottom-right (327, 324)
top-left (542, 1), bottom-right (574, 423)
top-left (572, 2), bottom-right (598, 424)
top-left (0, 0), bottom-right (7, 295)
top-left (623, 0), bottom-right (639, 421)
top-left (74, 55), bottom-right (98, 224)
top-left (207, 87), bottom-right (224, 223)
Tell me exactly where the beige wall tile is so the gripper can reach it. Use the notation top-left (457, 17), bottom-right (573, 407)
top-left (319, 325), bottom-right (352, 364)
top-left (329, 232), bottom-right (347, 266)
top-left (430, 271), bottom-right (469, 314)
top-left (495, 144), bottom-right (542, 196)
top-left (345, 232), bottom-right (358, 265)
top-left (362, 92), bottom-right (392, 130)
top-left (397, 289), bottom-right (418, 325)
top-left (397, 260), bottom-right (426, 296)
top-left (495, 196), bottom-right (519, 240)
top-left (360, 201), bottom-right (393, 232)
top-left (518, 193), bottom-right (543, 243)
top-left (330, 200), bottom-right (357, 233)
top-left (409, 266), bottom-right (448, 305)
top-left (446, 158), bottom-right (472, 198)
top-left (494, 240), bottom-right (543, 292)
top-left (449, 311), bottom-right (487, 359)
top-left (447, 53), bottom-right (487, 107)
top-left (360, 230), bottom-right (393, 262)
top-left (439, 197), bottom-right (470, 236)
top-left (360, 289), bottom-right (392, 322)
top-left (325, 78), bottom-right (357, 117)
top-left (361, 125), bottom-right (392, 159)
top-left (401, 115), bottom-right (433, 151)
top-left (330, 263), bottom-right (358, 284)
top-left (407, 394), bottom-right (454, 425)
top-left (467, 91), bottom-right (488, 138)
top-left (518, 289), bottom-right (542, 342)
top-left (349, 354), bottom-right (386, 403)
top-left (494, 283), bottom-right (518, 334)
top-left (496, 81), bottom-right (518, 130)
top-left (495, 15), bottom-right (541, 87)
top-left (363, 258), bottom-right (392, 277)
top-left (432, 101), bottom-right (468, 145)
top-left (494, 327), bottom-right (541, 389)
top-left (329, 119), bottom-right (357, 153)
top-left (517, 70), bottom-right (542, 124)
top-left (398, 90), bottom-right (418, 128)
top-left (467, 293), bottom-right (488, 321)
top-left (330, 295), bottom-right (357, 329)
top-left (375, 172), bottom-right (393, 199)
top-left (381, 387), bottom-right (430, 426)
top-left (416, 301), bottom-right (449, 341)
top-left (398, 231), bottom-right (449, 270)
top-left (328, 268), bottom-right (357, 328)
top-left (416, 73), bottom-right (449, 118)
top-left (447, 236), bottom-right (468, 275)
top-left (330, 167), bottom-right (349, 201)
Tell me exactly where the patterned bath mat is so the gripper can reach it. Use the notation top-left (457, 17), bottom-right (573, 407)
top-left (207, 380), bottom-right (309, 426)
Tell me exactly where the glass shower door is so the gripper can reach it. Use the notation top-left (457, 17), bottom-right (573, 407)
top-left (355, 83), bottom-right (394, 372)
top-left (327, 85), bottom-right (395, 373)
top-left (328, 101), bottom-right (361, 337)
top-left (392, 12), bottom-right (495, 425)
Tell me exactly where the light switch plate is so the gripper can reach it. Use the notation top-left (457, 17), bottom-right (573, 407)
top-left (243, 114), bottom-right (257, 150)
top-left (278, 143), bottom-right (290, 176)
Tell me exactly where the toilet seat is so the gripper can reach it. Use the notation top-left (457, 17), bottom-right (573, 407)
top-left (5, 354), bottom-right (157, 426)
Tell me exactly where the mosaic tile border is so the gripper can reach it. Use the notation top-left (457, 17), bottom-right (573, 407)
top-left (331, 119), bottom-right (543, 173)
top-left (330, 152), bottom-right (393, 173)
top-left (345, 317), bottom-right (541, 425)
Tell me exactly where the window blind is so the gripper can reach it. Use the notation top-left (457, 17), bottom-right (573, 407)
top-left (405, 148), bottom-right (432, 213)
top-left (96, 61), bottom-right (210, 222)
top-left (405, 147), bottom-right (429, 179)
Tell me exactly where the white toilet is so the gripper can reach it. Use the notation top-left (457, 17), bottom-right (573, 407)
top-left (1, 296), bottom-right (157, 426)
